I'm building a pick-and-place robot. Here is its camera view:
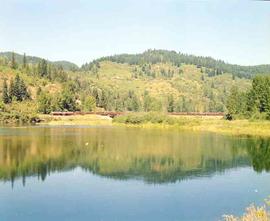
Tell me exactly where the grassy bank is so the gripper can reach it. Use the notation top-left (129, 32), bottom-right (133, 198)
top-left (36, 112), bottom-right (270, 137)
top-left (39, 114), bottom-right (113, 126)
top-left (113, 113), bottom-right (270, 137)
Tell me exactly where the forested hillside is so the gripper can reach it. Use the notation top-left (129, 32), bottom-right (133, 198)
top-left (1, 49), bottom-right (269, 123)
top-left (83, 50), bottom-right (270, 79)
top-left (0, 52), bottom-right (79, 71)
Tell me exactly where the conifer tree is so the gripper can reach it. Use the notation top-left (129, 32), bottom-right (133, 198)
top-left (38, 59), bottom-right (48, 77)
top-left (2, 79), bottom-right (10, 104)
top-left (13, 74), bottom-right (30, 101)
top-left (167, 95), bottom-right (174, 112)
top-left (9, 79), bottom-right (15, 100)
top-left (11, 52), bottom-right (17, 69)
top-left (23, 53), bottom-right (27, 69)
top-left (14, 74), bottom-right (22, 101)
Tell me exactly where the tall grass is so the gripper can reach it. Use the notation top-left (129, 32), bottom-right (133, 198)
top-left (223, 205), bottom-right (269, 221)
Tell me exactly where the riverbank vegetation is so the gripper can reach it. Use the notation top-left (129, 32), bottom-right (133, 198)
top-left (0, 101), bottom-right (38, 124)
top-left (113, 113), bottom-right (270, 137)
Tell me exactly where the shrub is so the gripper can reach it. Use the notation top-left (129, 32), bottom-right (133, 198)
top-left (113, 112), bottom-right (181, 125)
top-left (0, 101), bottom-right (39, 124)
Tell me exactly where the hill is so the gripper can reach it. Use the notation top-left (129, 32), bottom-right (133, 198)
top-left (83, 49), bottom-right (270, 79)
top-left (0, 52), bottom-right (79, 71)
top-left (78, 60), bottom-right (251, 112)
top-left (1, 49), bottom-right (270, 123)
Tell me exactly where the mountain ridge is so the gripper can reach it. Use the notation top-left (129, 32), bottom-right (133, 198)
top-left (1, 50), bottom-right (270, 77)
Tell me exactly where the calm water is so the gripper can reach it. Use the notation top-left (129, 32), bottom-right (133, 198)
top-left (0, 126), bottom-right (270, 221)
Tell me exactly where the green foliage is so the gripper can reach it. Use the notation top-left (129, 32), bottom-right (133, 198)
top-left (226, 86), bottom-right (246, 119)
top-left (11, 52), bottom-right (17, 69)
top-left (93, 49), bottom-right (270, 79)
top-left (12, 74), bottom-right (30, 101)
top-left (0, 50), bottom-right (265, 120)
top-left (0, 101), bottom-right (5, 111)
top-left (126, 90), bottom-right (141, 111)
top-left (113, 112), bottom-right (190, 126)
top-left (2, 79), bottom-right (10, 104)
top-left (167, 95), bottom-right (174, 112)
top-left (23, 53), bottom-right (27, 69)
top-left (0, 101), bottom-right (39, 124)
top-left (226, 76), bottom-right (270, 120)
top-left (59, 88), bottom-right (77, 112)
top-left (81, 95), bottom-right (96, 111)
top-left (38, 92), bottom-right (53, 114)
top-left (143, 92), bottom-right (162, 112)
top-left (38, 59), bottom-right (48, 77)
top-left (1, 75), bottom-right (30, 104)
top-left (0, 51), bottom-right (78, 71)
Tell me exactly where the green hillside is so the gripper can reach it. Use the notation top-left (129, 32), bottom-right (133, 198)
top-left (0, 52), bottom-right (79, 71)
top-left (79, 60), bottom-right (251, 112)
top-left (1, 49), bottom-right (270, 123)
top-left (84, 49), bottom-right (270, 79)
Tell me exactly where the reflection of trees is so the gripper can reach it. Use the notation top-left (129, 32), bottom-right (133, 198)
top-left (80, 155), bottom-right (250, 184)
top-left (244, 138), bottom-right (270, 172)
top-left (1, 127), bottom-right (267, 185)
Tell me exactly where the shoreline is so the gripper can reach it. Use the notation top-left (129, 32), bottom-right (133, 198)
top-left (31, 114), bottom-right (270, 138)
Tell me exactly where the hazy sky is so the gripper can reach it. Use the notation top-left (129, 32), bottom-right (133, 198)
top-left (0, 0), bottom-right (269, 66)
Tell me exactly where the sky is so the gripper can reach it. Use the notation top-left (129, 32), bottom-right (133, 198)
top-left (0, 0), bottom-right (269, 66)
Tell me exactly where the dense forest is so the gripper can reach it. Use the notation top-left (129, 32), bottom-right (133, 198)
top-left (0, 50), bottom-right (269, 123)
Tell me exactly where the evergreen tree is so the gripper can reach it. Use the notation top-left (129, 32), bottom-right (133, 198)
top-left (2, 79), bottom-right (10, 104)
top-left (131, 94), bottom-right (140, 111)
top-left (14, 74), bottom-right (22, 101)
top-left (182, 97), bottom-right (188, 112)
top-left (12, 74), bottom-right (30, 101)
top-left (23, 53), bottom-right (27, 69)
top-left (38, 59), bottom-right (48, 77)
top-left (11, 52), bottom-right (17, 69)
top-left (167, 95), bottom-right (174, 112)
top-left (201, 75), bottom-right (205, 81)
top-left (19, 78), bottom-right (30, 100)
top-left (143, 91), bottom-right (151, 112)
top-left (9, 79), bottom-right (15, 100)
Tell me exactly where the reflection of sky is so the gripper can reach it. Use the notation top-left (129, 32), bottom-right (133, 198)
top-left (1, 167), bottom-right (270, 221)
top-left (0, 1), bottom-right (269, 66)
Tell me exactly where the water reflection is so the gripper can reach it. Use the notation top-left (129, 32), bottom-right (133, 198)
top-left (0, 127), bottom-right (269, 185)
